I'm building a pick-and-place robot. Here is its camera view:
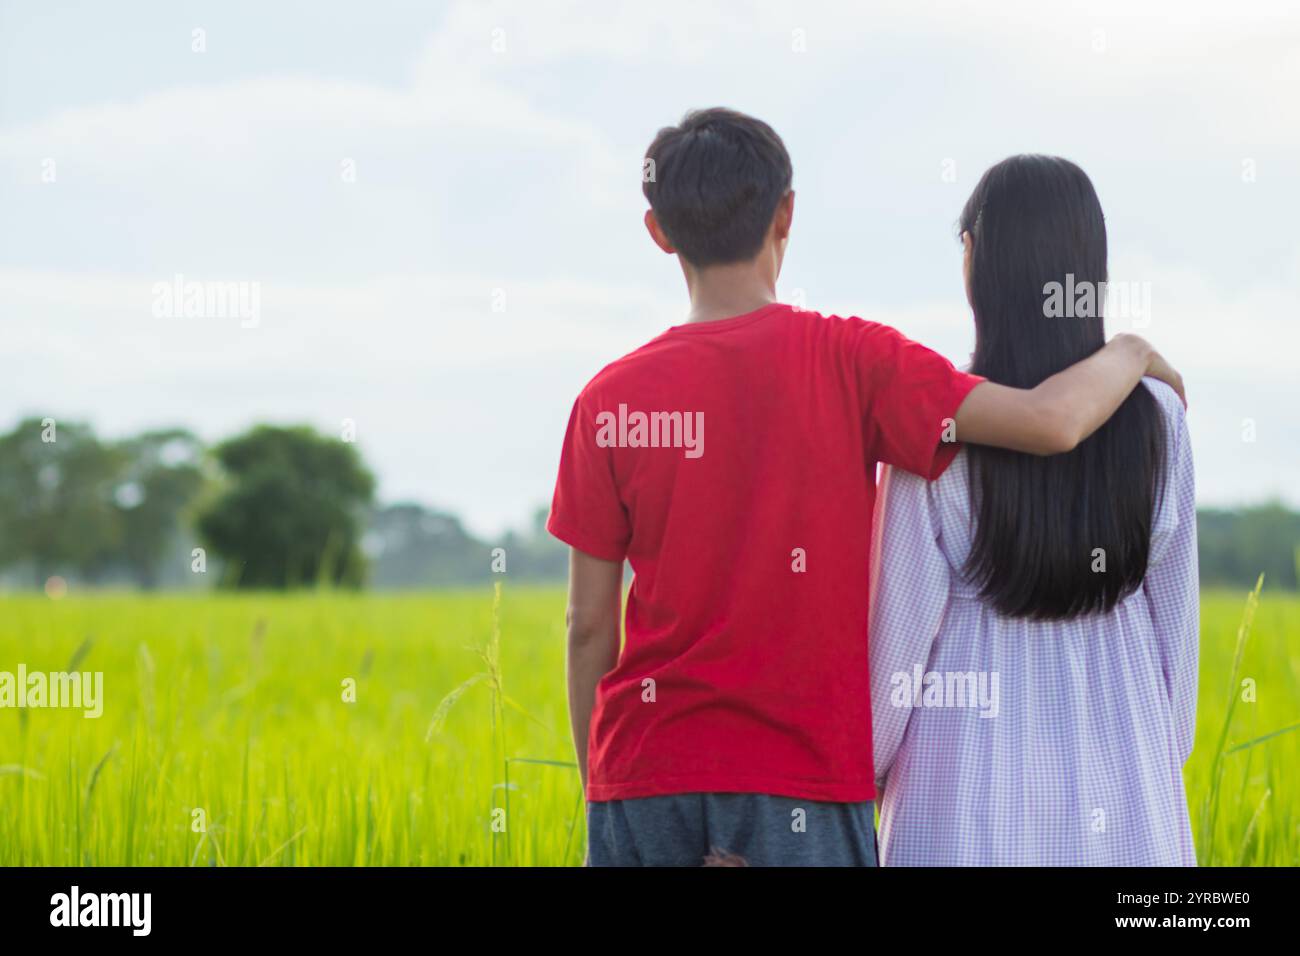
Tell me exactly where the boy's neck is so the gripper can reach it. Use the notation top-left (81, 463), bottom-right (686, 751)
top-left (682, 259), bottom-right (778, 325)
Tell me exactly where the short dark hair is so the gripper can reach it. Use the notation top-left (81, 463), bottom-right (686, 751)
top-left (642, 108), bottom-right (792, 267)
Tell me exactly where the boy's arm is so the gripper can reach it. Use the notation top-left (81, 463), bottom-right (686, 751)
top-left (953, 333), bottom-right (1185, 455)
top-left (565, 547), bottom-right (624, 795)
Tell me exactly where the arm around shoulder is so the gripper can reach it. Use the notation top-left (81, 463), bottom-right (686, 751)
top-left (954, 334), bottom-right (1182, 456)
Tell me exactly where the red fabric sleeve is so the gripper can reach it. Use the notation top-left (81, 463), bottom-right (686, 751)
top-left (546, 391), bottom-right (631, 562)
top-left (856, 322), bottom-right (984, 480)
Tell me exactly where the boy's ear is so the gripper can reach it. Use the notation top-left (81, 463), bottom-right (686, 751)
top-left (644, 209), bottom-right (675, 254)
top-left (773, 190), bottom-right (795, 241)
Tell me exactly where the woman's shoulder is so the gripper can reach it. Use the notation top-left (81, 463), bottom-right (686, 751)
top-left (879, 453), bottom-right (969, 518)
top-left (933, 446), bottom-right (971, 496)
top-left (1139, 376), bottom-right (1187, 432)
top-left (923, 446), bottom-right (973, 531)
top-left (1139, 376), bottom-right (1192, 549)
top-left (1138, 376), bottom-right (1192, 481)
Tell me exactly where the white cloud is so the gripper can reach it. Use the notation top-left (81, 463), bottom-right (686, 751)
top-left (1, 0), bottom-right (1296, 529)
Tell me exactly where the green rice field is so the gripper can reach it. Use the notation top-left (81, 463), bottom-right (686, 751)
top-left (0, 583), bottom-right (1296, 866)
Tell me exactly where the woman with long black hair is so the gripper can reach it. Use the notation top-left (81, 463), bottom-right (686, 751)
top-left (869, 155), bottom-right (1198, 865)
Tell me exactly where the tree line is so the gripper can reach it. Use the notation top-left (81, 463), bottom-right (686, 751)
top-left (0, 416), bottom-right (1292, 591)
top-left (0, 417), bottom-right (563, 590)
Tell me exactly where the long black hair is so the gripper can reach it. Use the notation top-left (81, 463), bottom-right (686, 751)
top-left (960, 155), bottom-right (1165, 619)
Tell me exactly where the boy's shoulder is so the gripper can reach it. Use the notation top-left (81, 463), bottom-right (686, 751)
top-left (574, 308), bottom-right (909, 408)
top-left (574, 329), bottom-right (682, 405)
top-left (575, 305), bottom-right (889, 400)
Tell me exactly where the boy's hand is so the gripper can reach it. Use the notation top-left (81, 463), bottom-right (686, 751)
top-left (1135, 336), bottom-right (1187, 407)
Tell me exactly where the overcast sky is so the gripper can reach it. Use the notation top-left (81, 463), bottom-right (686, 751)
top-left (2, 0), bottom-right (1297, 536)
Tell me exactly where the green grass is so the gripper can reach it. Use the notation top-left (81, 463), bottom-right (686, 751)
top-left (0, 583), bottom-right (1297, 866)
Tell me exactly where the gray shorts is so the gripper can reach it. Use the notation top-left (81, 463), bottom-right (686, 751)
top-left (586, 792), bottom-right (877, 867)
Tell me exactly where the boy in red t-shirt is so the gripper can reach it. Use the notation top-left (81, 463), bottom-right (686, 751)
top-left (548, 108), bottom-right (1183, 866)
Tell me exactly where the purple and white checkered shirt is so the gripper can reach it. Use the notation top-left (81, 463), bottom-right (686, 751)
top-left (869, 378), bottom-right (1198, 866)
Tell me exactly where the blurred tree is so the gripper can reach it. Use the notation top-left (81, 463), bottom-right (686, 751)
top-left (0, 417), bottom-right (125, 585)
top-left (197, 425), bottom-right (375, 588)
top-left (364, 502), bottom-right (569, 587)
top-left (492, 506), bottom-right (568, 581)
top-left (109, 429), bottom-right (206, 588)
top-left (1197, 503), bottom-right (1300, 591)
top-left (366, 502), bottom-right (492, 586)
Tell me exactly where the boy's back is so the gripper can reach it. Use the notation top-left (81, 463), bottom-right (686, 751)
top-left (548, 301), bottom-right (981, 803)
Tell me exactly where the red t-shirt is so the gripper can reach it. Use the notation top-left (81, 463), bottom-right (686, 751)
top-left (547, 303), bottom-right (983, 802)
